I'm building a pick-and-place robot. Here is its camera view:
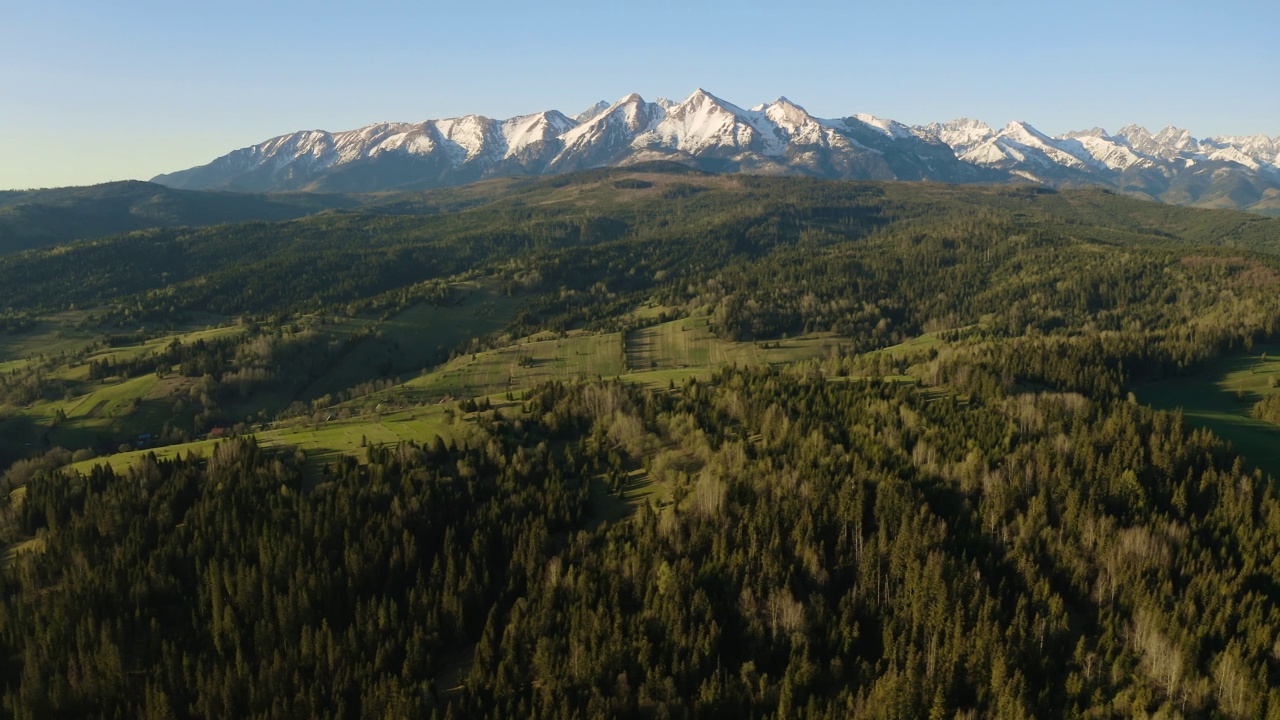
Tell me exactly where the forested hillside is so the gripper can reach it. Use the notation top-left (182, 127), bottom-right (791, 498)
top-left (2, 168), bottom-right (1280, 718)
top-left (0, 181), bottom-right (367, 255)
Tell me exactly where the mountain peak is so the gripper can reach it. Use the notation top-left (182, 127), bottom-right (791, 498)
top-left (502, 110), bottom-right (576, 159)
top-left (574, 101), bottom-right (610, 124)
top-left (680, 88), bottom-right (735, 110)
top-left (682, 88), bottom-right (714, 103)
top-left (149, 91), bottom-right (1280, 214)
top-left (1153, 126), bottom-right (1195, 146)
top-left (851, 112), bottom-right (909, 139)
top-left (1003, 120), bottom-right (1041, 134)
top-left (1113, 124), bottom-right (1197, 161)
top-left (1061, 127), bottom-right (1110, 140)
top-left (947, 117), bottom-right (992, 129)
top-left (769, 96), bottom-right (807, 113)
top-left (638, 88), bottom-right (770, 155)
top-left (1116, 123), bottom-right (1150, 137)
top-left (763, 97), bottom-right (815, 131)
top-left (916, 118), bottom-right (995, 155)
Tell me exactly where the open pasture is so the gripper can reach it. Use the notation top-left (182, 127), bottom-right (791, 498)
top-left (300, 281), bottom-right (526, 398)
top-left (1140, 345), bottom-right (1280, 478)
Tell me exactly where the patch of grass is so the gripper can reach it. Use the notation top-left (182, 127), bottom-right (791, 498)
top-left (0, 374), bottom-right (174, 455)
top-left (0, 321), bottom-right (96, 365)
top-left (48, 311), bottom-right (920, 481)
top-left (68, 404), bottom-right (461, 477)
top-left (3, 536), bottom-right (46, 567)
top-left (586, 467), bottom-right (660, 529)
top-left (84, 324), bottom-right (245, 367)
top-left (261, 408), bottom-right (456, 457)
top-left (409, 331), bottom-right (627, 398)
top-left (66, 439), bottom-right (222, 474)
top-left (405, 316), bottom-right (847, 400)
top-left (872, 331), bottom-right (947, 357)
top-left (625, 316), bottom-right (842, 372)
top-left (1139, 345), bottom-right (1280, 477)
top-left (300, 280), bottom-right (525, 399)
top-left (0, 318), bottom-right (241, 376)
top-left (620, 367), bottom-right (716, 390)
top-left (0, 321), bottom-right (246, 458)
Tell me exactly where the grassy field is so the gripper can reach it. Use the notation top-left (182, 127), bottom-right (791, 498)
top-left (2, 536), bottom-right (46, 568)
top-left (870, 330), bottom-right (946, 358)
top-left (0, 321), bottom-right (97, 371)
top-left (82, 324), bottom-right (246, 367)
top-left (0, 374), bottom-right (173, 460)
top-left (625, 316), bottom-right (842, 371)
top-left (260, 407), bottom-right (457, 462)
top-left (408, 330), bottom-right (626, 398)
top-left (406, 315), bottom-right (848, 400)
top-left (0, 322), bottom-right (244, 462)
top-left (0, 313), bottom-right (239, 369)
top-left (586, 468), bottom-right (659, 530)
top-left (2, 295), bottom-right (519, 470)
top-left (300, 280), bottom-right (526, 399)
top-left (66, 439), bottom-right (223, 474)
top-left (1139, 345), bottom-right (1280, 478)
top-left (67, 403), bottom-right (462, 476)
top-left (42, 312), bottom-right (922, 484)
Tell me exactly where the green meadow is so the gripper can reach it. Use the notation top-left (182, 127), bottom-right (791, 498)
top-left (1139, 345), bottom-right (1280, 477)
top-left (299, 280), bottom-right (527, 398)
top-left (409, 314), bottom-right (847, 399)
top-left (68, 403), bottom-right (461, 475)
top-left (60, 313), bottom-right (855, 481)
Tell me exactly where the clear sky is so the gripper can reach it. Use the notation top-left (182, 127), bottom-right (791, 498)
top-left (3, 0), bottom-right (1277, 190)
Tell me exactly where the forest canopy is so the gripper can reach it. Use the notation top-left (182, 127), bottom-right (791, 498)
top-left (2, 169), bottom-right (1280, 718)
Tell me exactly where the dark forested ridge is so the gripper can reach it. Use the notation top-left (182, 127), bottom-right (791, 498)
top-left (0, 181), bottom-right (367, 255)
top-left (2, 169), bottom-right (1280, 718)
top-left (3, 173), bottom-right (1279, 320)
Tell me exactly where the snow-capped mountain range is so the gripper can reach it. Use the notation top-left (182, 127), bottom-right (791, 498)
top-left (153, 89), bottom-right (1280, 215)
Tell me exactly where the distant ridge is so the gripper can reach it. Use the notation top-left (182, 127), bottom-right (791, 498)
top-left (152, 89), bottom-right (1280, 216)
top-left (0, 181), bottom-right (363, 254)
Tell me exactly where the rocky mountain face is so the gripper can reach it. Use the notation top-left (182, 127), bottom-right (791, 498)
top-left (153, 90), bottom-right (1280, 215)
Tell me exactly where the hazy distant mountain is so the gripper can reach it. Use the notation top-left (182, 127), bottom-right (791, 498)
top-left (153, 90), bottom-right (1280, 215)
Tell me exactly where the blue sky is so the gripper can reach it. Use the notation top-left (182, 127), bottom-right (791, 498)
top-left (3, 0), bottom-right (1277, 189)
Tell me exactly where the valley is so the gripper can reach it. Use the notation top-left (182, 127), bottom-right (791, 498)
top-left (3, 168), bottom-right (1280, 717)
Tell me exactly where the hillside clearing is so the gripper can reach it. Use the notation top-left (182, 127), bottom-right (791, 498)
top-left (1139, 345), bottom-right (1280, 477)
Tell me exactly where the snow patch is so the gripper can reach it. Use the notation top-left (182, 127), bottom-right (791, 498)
top-left (851, 113), bottom-right (910, 139)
